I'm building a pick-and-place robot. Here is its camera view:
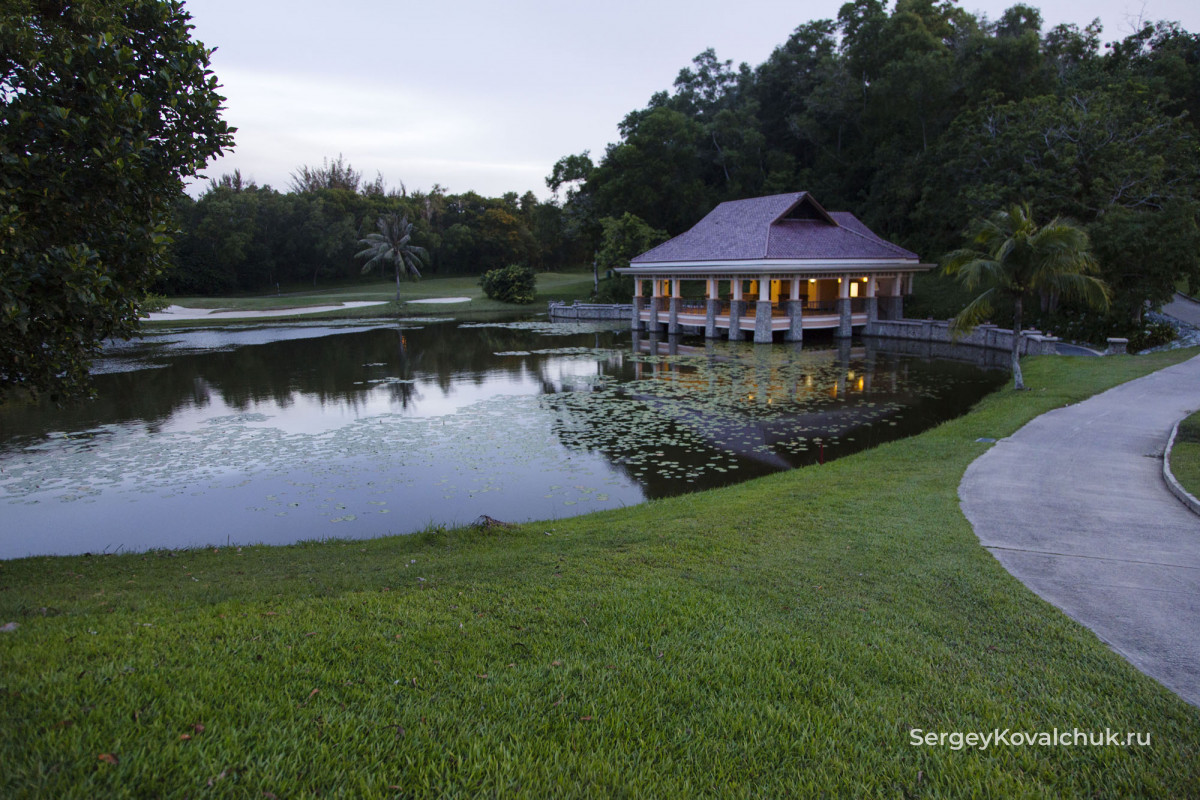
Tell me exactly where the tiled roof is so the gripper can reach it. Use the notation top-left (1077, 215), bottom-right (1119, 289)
top-left (629, 192), bottom-right (918, 264)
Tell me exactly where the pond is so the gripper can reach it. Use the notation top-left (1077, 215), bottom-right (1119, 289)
top-left (0, 318), bottom-right (1007, 558)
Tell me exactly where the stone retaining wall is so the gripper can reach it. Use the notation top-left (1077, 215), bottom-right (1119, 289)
top-left (547, 301), bottom-right (633, 321)
top-left (866, 336), bottom-right (1013, 369)
top-left (864, 319), bottom-right (1059, 356)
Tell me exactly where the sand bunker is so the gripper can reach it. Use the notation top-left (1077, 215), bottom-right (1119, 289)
top-left (147, 302), bottom-right (388, 321)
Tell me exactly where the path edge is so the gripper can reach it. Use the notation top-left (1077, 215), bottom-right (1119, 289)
top-left (1163, 419), bottom-right (1200, 517)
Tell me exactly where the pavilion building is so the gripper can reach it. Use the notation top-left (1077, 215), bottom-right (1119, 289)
top-left (616, 192), bottom-right (931, 342)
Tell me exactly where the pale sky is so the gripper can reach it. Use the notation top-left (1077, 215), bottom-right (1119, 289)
top-left (180, 0), bottom-right (1200, 199)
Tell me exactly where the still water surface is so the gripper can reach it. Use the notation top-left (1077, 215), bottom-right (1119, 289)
top-left (0, 318), bottom-right (1006, 557)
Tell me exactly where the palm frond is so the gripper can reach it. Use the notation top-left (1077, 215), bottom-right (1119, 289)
top-left (950, 287), bottom-right (996, 338)
top-left (941, 202), bottom-right (1107, 335)
top-left (1047, 271), bottom-right (1111, 310)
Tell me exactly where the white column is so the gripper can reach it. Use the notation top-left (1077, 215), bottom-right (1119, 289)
top-left (866, 276), bottom-right (876, 298)
top-left (759, 277), bottom-right (771, 302)
top-left (790, 279), bottom-right (801, 301)
top-left (707, 278), bottom-right (717, 299)
top-left (838, 277), bottom-right (849, 299)
top-left (732, 280), bottom-right (743, 301)
top-left (671, 279), bottom-right (681, 298)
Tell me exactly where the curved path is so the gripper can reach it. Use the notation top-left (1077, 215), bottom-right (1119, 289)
top-left (959, 354), bottom-right (1200, 707)
top-left (1164, 292), bottom-right (1200, 327)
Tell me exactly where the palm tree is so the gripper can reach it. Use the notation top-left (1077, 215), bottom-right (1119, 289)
top-left (356, 213), bottom-right (427, 304)
top-left (942, 203), bottom-right (1110, 390)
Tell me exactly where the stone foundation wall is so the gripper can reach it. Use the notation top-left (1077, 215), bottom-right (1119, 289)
top-left (864, 319), bottom-right (1059, 356)
top-left (547, 301), bottom-right (633, 321)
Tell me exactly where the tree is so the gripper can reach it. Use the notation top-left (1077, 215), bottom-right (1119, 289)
top-left (593, 213), bottom-right (668, 302)
top-left (355, 213), bottom-right (426, 303)
top-left (596, 213), bottom-right (668, 273)
top-left (1089, 202), bottom-right (1200, 322)
top-left (289, 154), bottom-right (363, 194)
top-left (942, 203), bottom-right (1109, 389)
top-left (546, 151), bottom-right (595, 199)
top-left (1, 0), bottom-right (235, 400)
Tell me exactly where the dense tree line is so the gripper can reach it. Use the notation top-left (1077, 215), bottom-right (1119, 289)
top-left (166, 2), bottom-right (1200, 333)
top-left (161, 156), bottom-right (590, 295)
top-left (552, 1), bottom-right (1200, 325)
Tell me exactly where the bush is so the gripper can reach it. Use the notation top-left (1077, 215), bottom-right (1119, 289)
top-left (479, 264), bottom-right (537, 304)
top-left (1032, 311), bottom-right (1176, 351)
top-left (1128, 321), bottom-right (1176, 352)
top-left (141, 293), bottom-right (172, 314)
top-left (1032, 311), bottom-right (1117, 346)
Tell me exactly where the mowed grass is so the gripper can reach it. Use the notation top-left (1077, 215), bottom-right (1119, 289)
top-left (155, 272), bottom-right (597, 323)
top-left (2, 351), bottom-right (1199, 798)
top-left (1170, 410), bottom-right (1200, 498)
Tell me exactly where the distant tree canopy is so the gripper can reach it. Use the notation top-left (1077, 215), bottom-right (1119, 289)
top-left (552, 5), bottom-right (1200, 324)
top-left (164, 168), bottom-right (589, 295)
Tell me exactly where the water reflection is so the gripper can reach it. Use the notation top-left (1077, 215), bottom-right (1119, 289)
top-left (0, 320), bottom-right (1005, 557)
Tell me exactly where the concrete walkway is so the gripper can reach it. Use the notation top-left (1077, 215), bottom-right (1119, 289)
top-left (959, 354), bottom-right (1200, 707)
top-left (1164, 292), bottom-right (1200, 327)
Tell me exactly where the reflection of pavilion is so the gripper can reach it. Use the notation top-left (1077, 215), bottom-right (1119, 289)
top-left (617, 193), bottom-right (931, 343)
top-left (617, 338), bottom-right (910, 470)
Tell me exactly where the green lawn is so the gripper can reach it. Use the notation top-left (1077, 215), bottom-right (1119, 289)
top-left (2, 351), bottom-right (1198, 798)
top-left (153, 272), bottom-right (597, 324)
top-left (1170, 410), bottom-right (1200, 498)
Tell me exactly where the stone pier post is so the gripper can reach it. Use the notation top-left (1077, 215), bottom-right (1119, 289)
top-left (729, 279), bottom-right (745, 341)
top-left (705, 299), bottom-right (719, 339)
top-left (667, 279), bottom-right (681, 335)
top-left (786, 300), bottom-right (804, 342)
top-left (754, 303), bottom-right (773, 343)
top-left (866, 276), bottom-right (878, 330)
top-left (729, 300), bottom-right (746, 341)
top-left (648, 295), bottom-right (662, 334)
top-left (836, 278), bottom-right (852, 339)
top-left (753, 275), bottom-right (772, 343)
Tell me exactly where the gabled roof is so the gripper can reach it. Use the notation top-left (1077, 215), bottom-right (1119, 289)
top-left (629, 192), bottom-right (918, 264)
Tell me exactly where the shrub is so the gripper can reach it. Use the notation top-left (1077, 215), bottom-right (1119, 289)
top-left (1128, 321), bottom-right (1176, 352)
top-left (1033, 311), bottom-right (1176, 351)
top-left (479, 264), bottom-right (536, 304)
top-left (141, 293), bottom-right (171, 314)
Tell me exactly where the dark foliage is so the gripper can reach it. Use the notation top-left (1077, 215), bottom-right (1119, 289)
top-left (551, 7), bottom-right (1200, 334)
top-left (479, 264), bottom-right (537, 304)
top-left (1, 0), bottom-right (234, 399)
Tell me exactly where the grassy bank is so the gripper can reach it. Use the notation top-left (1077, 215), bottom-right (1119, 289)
top-left (2, 351), bottom-right (1198, 798)
top-left (1171, 410), bottom-right (1200, 498)
top-left (150, 272), bottom-right (597, 325)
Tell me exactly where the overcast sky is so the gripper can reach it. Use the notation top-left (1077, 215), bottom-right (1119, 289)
top-left (180, 0), bottom-right (1200, 200)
